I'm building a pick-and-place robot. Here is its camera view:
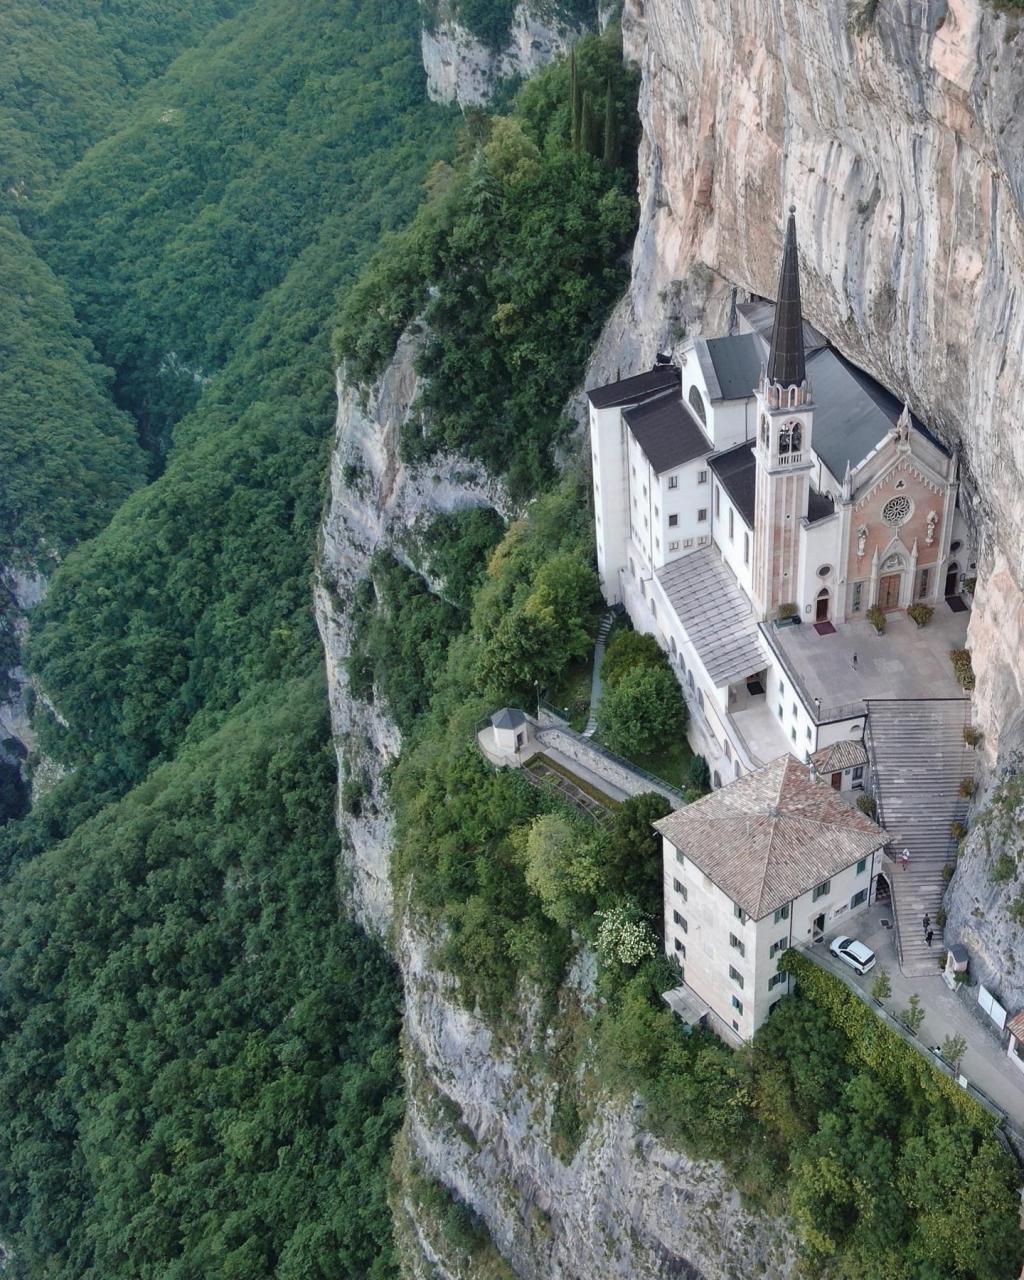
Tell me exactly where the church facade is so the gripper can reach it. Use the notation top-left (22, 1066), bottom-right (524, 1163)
top-left (587, 210), bottom-right (972, 788)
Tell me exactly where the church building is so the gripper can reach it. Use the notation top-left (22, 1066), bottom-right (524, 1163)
top-left (587, 209), bottom-right (972, 789)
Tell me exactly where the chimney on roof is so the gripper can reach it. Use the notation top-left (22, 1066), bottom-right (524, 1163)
top-left (767, 207), bottom-right (806, 390)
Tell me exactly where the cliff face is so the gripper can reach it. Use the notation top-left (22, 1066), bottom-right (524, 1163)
top-left (314, 0), bottom-right (1024, 1271)
top-left (421, 2), bottom-right (582, 107)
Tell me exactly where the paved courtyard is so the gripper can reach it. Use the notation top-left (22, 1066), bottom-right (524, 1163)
top-left (810, 904), bottom-right (1024, 1130)
top-left (767, 605), bottom-right (970, 713)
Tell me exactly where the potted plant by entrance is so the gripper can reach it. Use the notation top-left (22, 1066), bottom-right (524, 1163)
top-left (866, 605), bottom-right (886, 634)
top-left (774, 602), bottom-right (800, 628)
top-left (907, 603), bottom-right (934, 628)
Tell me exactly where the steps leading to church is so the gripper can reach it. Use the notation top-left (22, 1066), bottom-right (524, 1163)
top-left (582, 611), bottom-right (615, 739)
top-left (866, 699), bottom-right (972, 978)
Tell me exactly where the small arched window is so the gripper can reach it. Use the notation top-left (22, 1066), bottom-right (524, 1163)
top-left (790, 422), bottom-right (802, 452)
top-left (669, 635), bottom-right (677, 655)
top-left (760, 416), bottom-right (769, 446)
top-left (688, 385), bottom-right (707, 426)
top-left (778, 423), bottom-right (791, 455)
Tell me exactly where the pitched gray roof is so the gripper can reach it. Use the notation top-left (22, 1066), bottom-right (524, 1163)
top-left (491, 708), bottom-right (526, 730)
top-left (624, 392), bottom-right (712, 473)
top-left (709, 442), bottom-right (756, 527)
top-left (703, 333), bottom-right (763, 401)
top-left (654, 755), bottom-right (887, 919)
top-left (587, 365), bottom-right (680, 409)
top-left (655, 547), bottom-right (765, 686)
top-left (736, 300), bottom-right (827, 354)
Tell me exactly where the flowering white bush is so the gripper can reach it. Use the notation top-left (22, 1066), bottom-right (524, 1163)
top-left (596, 905), bottom-right (657, 967)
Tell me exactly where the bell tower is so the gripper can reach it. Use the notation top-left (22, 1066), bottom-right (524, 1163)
top-left (751, 207), bottom-right (815, 620)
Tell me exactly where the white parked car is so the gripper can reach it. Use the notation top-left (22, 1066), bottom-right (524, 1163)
top-left (829, 935), bottom-right (876, 975)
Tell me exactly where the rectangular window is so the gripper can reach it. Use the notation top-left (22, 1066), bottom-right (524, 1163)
top-left (697, 469), bottom-right (708, 484)
top-left (729, 933), bottom-right (746, 957)
top-left (728, 508), bottom-right (734, 541)
top-left (773, 904), bottom-right (790, 923)
top-left (714, 485), bottom-right (721, 517)
top-left (631, 465), bottom-right (636, 476)
top-left (673, 911), bottom-right (688, 933)
top-left (852, 581), bottom-right (863, 612)
top-left (669, 540), bottom-right (679, 551)
top-left (697, 508), bottom-right (708, 522)
top-left (673, 879), bottom-right (687, 899)
top-left (683, 538), bottom-right (694, 548)
top-left (791, 727), bottom-right (797, 743)
top-left (629, 558), bottom-right (636, 578)
top-left (733, 904), bottom-right (747, 924)
top-left (673, 937), bottom-right (686, 957)
top-left (918, 567), bottom-right (930, 599)
top-left (853, 765), bottom-right (864, 781)
top-left (731, 996), bottom-right (744, 1015)
top-left (655, 537), bottom-right (660, 550)
top-left (768, 972), bottom-right (787, 991)
top-left (697, 535), bottom-right (710, 546)
top-left (777, 703), bottom-right (784, 719)
top-left (728, 965), bottom-right (744, 989)
top-left (779, 678), bottom-right (786, 695)
top-left (643, 484), bottom-right (648, 497)
top-left (792, 702), bottom-right (798, 719)
top-left (851, 888), bottom-right (868, 909)
top-left (856, 857), bottom-right (867, 875)
top-left (654, 505), bottom-right (659, 519)
top-left (668, 513), bottom-right (678, 527)
top-left (674, 850), bottom-right (685, 869)
top-left (668, 475), bottom-right (679, 489)
top-left (769, 937), bottom-right (788, 958)
top-left (812, 879), bottom-right (831, 901)
top-left (743, 531), bottom-right (750, 565)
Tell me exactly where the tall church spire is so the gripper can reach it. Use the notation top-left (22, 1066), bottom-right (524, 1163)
top-left (767, 206), bottom-right (806, 389)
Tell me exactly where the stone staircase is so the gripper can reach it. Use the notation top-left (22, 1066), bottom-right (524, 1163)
top-left (866, 699), bottom-right (972, 977)
top-left (582, 611), bottom-right (615, 738)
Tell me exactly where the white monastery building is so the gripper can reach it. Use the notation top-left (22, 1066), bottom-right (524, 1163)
top-left (587, 209), bottom-right (978, 1031)
top-left (655, 755), bottom-right (887, 1040)
top-left (587, 208), bottom-right (971, 786)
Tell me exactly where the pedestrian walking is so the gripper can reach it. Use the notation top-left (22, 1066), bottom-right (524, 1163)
top-left (900, 848), bottom-right (911, 871)
top-left (926, 929), bottom-right (934, 947)
top-left (851, 651), bottom-right (858, 669)
top-left (922, 913), bottom-right (930, 932)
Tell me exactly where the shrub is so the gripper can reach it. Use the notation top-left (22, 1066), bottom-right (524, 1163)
top-left (942, 864), bottom-right (956, 883)
top-left (901, 992), bottom-right (925, 1036)
top-left (1008, 893), bottom-right (1024, 927)
top-left (870, 968), bottom-right (892, 1001)
top-left (991, 852), bottom-right (1017, 884)
top-left (866, 605), bottom-right (886, 632)
top-left (596, 663), bottom-right (686, 758)
top-left (962, 576), bottom-right (977, 595)
top-left (600, 629), bottom-right (663, 688)
top-left (950, 820), bottom-right (968, 841)
top-left (856, 793), bottom-right (877, 818)
top-left (687, 754), bottom-right (710, 794)
top-left (964, 724), bottom-right (983, 747)
top-left (907, 603), bottom-right (933, 627)
top-left (940, 1034), bottom-right (967, 1070)
top-left (595, 903), bottom-right (658, 968)
top-left (776, 601), bottom-right (798, 620)
top-left (959, 777), bottom-right (976, 798)
top-left (949, 648), bottom-right (975, 690)
top-left (935, 908), bottom-right (947, 928)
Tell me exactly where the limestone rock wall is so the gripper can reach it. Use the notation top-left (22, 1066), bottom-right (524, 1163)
top-left (314, 330), bottom-right (508, 936)
top-left (421, 3), bottom-right (583, 107)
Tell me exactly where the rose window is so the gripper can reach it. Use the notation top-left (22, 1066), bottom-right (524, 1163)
top-left (882, 496), bottom-right (911, 527)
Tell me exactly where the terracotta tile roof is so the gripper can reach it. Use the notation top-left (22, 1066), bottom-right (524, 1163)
top-left (811, 739), bottom-right (868, 773)
top-left (1006, 1009), bottom-right (1024, 1041)
top-left (654, 755), bottom-right (886, 920)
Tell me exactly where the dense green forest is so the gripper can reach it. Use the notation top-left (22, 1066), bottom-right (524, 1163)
top-left (0, 0), bottom-right (459, 1272)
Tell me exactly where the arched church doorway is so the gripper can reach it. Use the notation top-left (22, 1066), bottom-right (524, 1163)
top-left (878, 573), bottom-right (902, 610)
top-left (815, 588), bottom-right (831, 623)
top-left (944, 561), bottom-right (960, 598)
top-left (874, 871), bottom-right (892, 906)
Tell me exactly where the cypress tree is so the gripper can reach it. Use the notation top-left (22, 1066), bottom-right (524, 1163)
top-left (602, 77), bottom-right (618, 167)
top-left (570, 50), bottom-right (582, 153)
top-left (581, 91), bottom-right (597, 158)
